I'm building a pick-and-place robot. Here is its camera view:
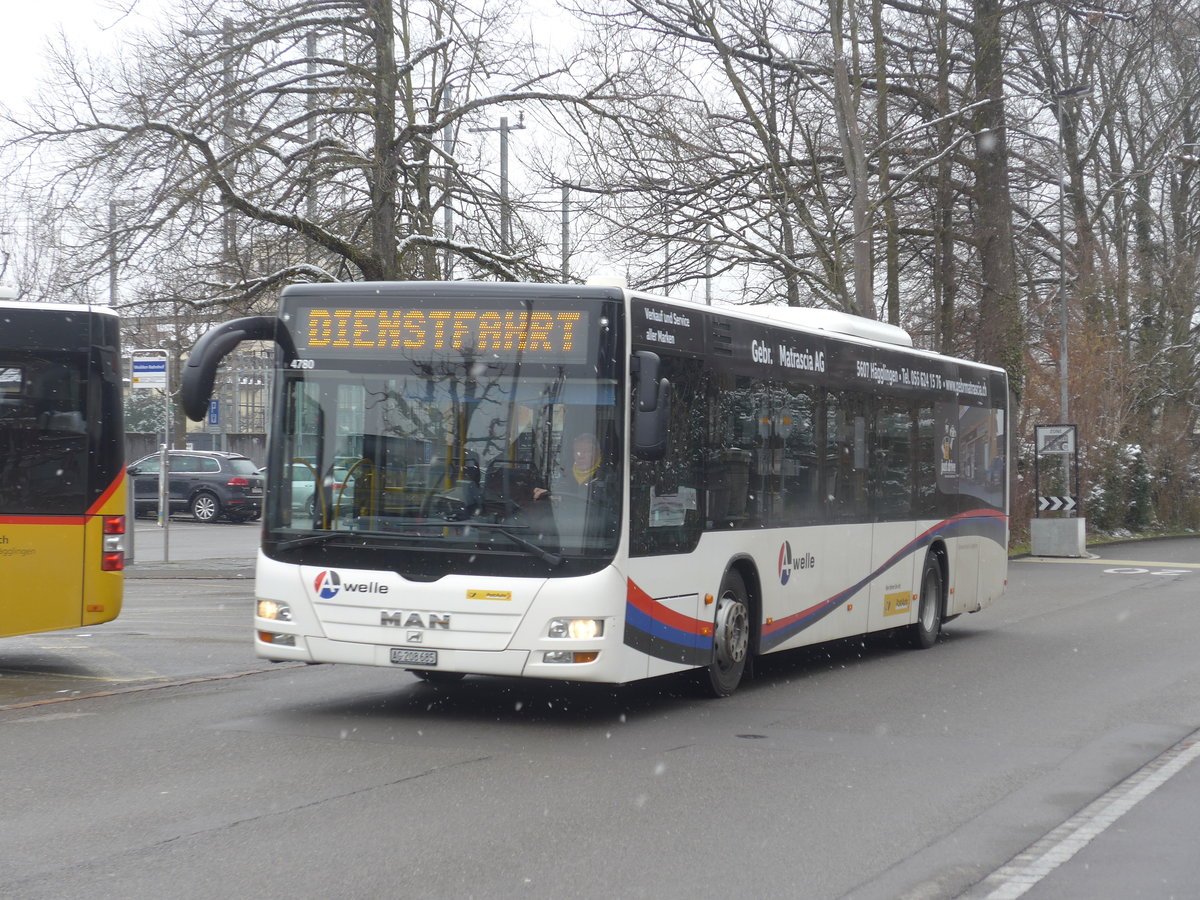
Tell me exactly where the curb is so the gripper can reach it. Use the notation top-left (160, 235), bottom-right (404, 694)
top-left (125, 558), bottom-right (255, 580)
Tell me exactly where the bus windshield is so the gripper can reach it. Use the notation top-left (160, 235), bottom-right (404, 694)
top-left (263, 292), bottom-right (624, 576)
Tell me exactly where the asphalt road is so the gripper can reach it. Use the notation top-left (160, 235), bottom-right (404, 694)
top-left (128, 516), bottom-right (262, 566)
top-left (2, 537), bottom-right (1200, 899)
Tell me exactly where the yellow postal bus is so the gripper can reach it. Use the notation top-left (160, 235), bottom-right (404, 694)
top-left (0, 298), bottom-right (126, 637)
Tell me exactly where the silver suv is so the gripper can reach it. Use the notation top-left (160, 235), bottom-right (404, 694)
top-left (128, 450), bottom-right (264, 523)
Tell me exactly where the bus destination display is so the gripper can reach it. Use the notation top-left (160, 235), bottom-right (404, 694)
top-left (297, 306), bottom-right (589, 363)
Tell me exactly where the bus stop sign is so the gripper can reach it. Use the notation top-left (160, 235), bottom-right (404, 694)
top-left (131, 358), bottom-right (168, 390)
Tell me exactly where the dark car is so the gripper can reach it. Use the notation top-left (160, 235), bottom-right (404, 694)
top-left (128, 450), bottom-right (264, 523)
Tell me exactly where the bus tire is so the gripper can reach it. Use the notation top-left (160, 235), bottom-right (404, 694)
top-left (908, 553), bottom-right (943, 650)
top-left (702, 569), bottom-right (751, 697)
top-left (190, 491), bottom-right (221, 523)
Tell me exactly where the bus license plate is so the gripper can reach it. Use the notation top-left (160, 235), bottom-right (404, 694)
top-left (390, 648), bottom-right (438, 666)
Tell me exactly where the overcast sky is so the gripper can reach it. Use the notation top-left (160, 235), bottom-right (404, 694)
top-left (2, 1), bottom-right (161, 112)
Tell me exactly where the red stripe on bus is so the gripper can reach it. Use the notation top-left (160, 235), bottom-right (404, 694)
top-left (86, 471), bottom-right (127, 516)
top-left (626, 579), bottom-right (712, 636)
top-left (0, 515), bottom-right (88, 526)
top-left (0, 473), bottom-right (124, 526)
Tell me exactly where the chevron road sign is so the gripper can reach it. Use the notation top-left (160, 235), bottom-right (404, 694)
top-left (1038, 495), bottom-right (1077, 512)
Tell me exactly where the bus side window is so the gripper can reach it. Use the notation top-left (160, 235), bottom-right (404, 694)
top-left (826, 389), bottom-right (869, 523)
top-left (914, 404), bottom-right (939, 517)
top-left (630, 356), bottom-right (705, 557)
top-left (873, 399), bottom-right (915, 521)
top-left (707, 372), bottom-right (758, 528)
top-left (779, 384), bottom-right (820, 526)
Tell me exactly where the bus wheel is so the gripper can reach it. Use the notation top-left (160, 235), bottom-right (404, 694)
top-left (190, 491), bottom-right (221, 523)
top-left (703, 570), bottom-right (750, 697)
top-left (908, 554), bottom-right (943, 650)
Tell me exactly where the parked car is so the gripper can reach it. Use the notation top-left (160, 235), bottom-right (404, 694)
top-left (258, 463), bottom-right (355, 517)
top-left (128, 450), bottom-right (264, 523)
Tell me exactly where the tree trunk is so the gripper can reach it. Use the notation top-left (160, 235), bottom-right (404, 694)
top-left (970, 0), bottom-right (1024, 395)
top-left (369, 0), bottom-right (399, 281)
top-left (872, 0), bottom-right (900, 326)
top-left (831, 0), bottom-right (875, 319)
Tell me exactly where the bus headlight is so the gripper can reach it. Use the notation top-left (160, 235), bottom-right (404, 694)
top-left (257, 599), bottom-right (292, 622)
top-left (548, 618), bottom-right (604, 640)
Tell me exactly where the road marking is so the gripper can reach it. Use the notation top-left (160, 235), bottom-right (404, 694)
top-left (4, 711), bottom-right (98, 725)
top-left (978, 728), bottom-right (1200, 899)
top-left (0, 664), bottom-right (304, 713)
top-left (1016, 557), bottom-right (1200, 569)
top-left (0, 669), bottom-right (169, 684)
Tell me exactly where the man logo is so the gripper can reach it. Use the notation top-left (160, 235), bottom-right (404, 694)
top-left (314, 570), bottom-right (341, 599)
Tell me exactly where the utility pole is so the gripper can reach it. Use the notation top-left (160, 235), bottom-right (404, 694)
top-left (1052, 83), bottom-right (1089, 526)
top-left (443, 84), bottom-right (455, 278)
top-left (306, 31), bottom-right (318, 222)
top-left (222, 18), bottom-right (237, 266)
top-left (704, 223), bottom-right (712, 305)
top-left (1053, 83), bottom-right (1089, 429)
top-left (470, 114), bottom-right (525, 253)
top-left (561, 183), bottom-right (570, 282)
top-left (108, 201), bottom-right (119, 306)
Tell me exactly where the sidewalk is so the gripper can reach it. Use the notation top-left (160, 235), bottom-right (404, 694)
top-left (125, 557), bottom-right (256, 579)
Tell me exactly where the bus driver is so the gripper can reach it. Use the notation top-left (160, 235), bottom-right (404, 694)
top-left (534, 433), bottom-right (610, 503)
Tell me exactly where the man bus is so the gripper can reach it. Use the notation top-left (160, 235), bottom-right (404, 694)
top-left (181, 282), bottom-right (1007, 696)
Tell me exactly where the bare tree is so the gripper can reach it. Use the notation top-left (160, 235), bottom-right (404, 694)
top-left (3, 0), bottom-right (615, 310)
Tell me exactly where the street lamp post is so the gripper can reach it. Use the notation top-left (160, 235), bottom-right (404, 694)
top-left (1053, 83), bottom-right (1089, 430)
top-left (1051, 83), bottom-right (1089, 526)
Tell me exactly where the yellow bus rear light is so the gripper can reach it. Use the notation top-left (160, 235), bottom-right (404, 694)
top-left (102, 515), bottom-right (126, 535)
top-left (86, 605), bottom-right (105, 613)
top-left (101, 552), bottom-right (125, 572)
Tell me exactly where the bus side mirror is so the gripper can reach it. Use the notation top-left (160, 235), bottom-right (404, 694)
top-left (180, 316), bottom-right (287, 421)
top-left (632, 351), bottom-right (671, 461)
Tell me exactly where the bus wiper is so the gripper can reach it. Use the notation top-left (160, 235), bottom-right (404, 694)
top-left (274, 524), bottom-right (561, 566)
top-left (274, 530), bottom-right (417, 551)
top-left (467, 523), bottom-right (563, 567)
top-left (274, 531), bottom-right (357, 551)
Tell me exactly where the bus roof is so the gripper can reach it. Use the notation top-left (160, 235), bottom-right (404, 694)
top-left (632, 292), bottom-right (1006, 375)
top-left (738, 304), bottom-right (913, 347)
top-left (0, 299), bottom-right (120, 318)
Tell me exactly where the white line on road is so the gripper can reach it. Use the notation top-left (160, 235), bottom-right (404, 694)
top-left (977, 729), bottom-right (1200, 899)
top-left (1015, 557), bottom-right (1200, 569)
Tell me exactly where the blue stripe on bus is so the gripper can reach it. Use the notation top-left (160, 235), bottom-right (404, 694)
top-left (623, 509), bottom-right (1006, 665)
top-left (625, 602), bottom-right (713, 650)
top-left (761, 510), bottom-right (1006, 651)
top-left (623, 583), bottom-right (714, 666)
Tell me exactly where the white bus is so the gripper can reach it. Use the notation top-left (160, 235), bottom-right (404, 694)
top-left (182, 282), bottom-right (1008, 695)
